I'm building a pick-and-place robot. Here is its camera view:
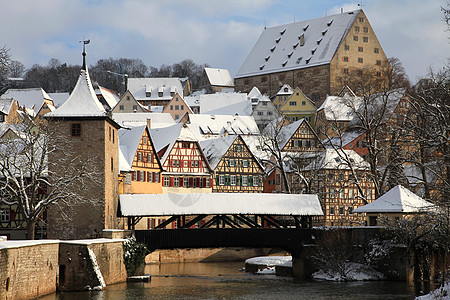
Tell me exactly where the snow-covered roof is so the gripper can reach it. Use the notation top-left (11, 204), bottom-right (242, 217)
top-left (242, 135), bottom-right (272, 162)
top-left (353, 185), bottom-right (435, 213)
top-left (2, 88), bottom-right (52, 113)
top-left (236, 10), bottom-right (360, 78)
top-left (275, 84), bottom-right (294, 96)
top-left (199, 92), bottom-right (252, 116)
top-left (0, 98), bottom-right (14, 114)
top-left (186, 114), bottom-right (259, 141)
top-left (45, 69), bottom-right (107, 118)
top-left (119, 193), bottom-right (323, 216)
top-left (47, 92), bottom-right (70, 107)
top-left (264, 118), bottom-right (307, 149)
top-left (200, 135), bottom-right (238, 170)
top-left (128, 78), bottom-right (184, 101)
top-left (318, 94), bottom-right (362, 121)
top-left (149, 123), bottom-right (198, 165)
top-left (323, 128), bottom-right (365, 148)
top-left (303, 149), bottom-right (369, 170)
top-left (112, 112), bottom-right (175, 128)
top-left (119, 125), bottom-right (146, 168)
top-left (348, 89), bottom-right (405, 127)
top-left (118, 147), bottom-right (132, 172)
top-left (204, 68), bottom-right (234, 87)
top-left (97, 86), bottom-right (119, 109)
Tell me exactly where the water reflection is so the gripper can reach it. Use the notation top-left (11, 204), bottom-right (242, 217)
top-left (41, 261), bottom-right (418, 299)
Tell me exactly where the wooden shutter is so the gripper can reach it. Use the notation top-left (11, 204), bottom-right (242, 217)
top-left (180, 177), bottom-right (184, 187)
top-left (170, 177), bottom-right (174, 187)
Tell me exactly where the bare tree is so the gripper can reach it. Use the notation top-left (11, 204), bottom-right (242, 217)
top-left (8, 60), bottom-right (25, 78)
top-left (0, 116), bottom-right (98, 239)
top-left (406, 67), bottom-right (450, 204)
top-left (258, 117), bottom-right (293, 193)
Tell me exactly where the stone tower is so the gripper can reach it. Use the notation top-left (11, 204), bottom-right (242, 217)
top-left (45, 47), bottom-right (120, 239)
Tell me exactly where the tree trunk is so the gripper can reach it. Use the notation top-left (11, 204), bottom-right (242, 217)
top-left (26, 219), bottom-right (36, 240)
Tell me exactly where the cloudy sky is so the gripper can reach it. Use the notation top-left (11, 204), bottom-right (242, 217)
top-left (1, 0), bottom-right (448, 83)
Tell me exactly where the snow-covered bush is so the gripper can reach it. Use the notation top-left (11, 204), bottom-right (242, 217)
top-left (123, 236), bottom-right (148, 276)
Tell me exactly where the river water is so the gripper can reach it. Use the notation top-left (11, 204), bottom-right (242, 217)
top-left (41, 261), bottom-right (421, 299)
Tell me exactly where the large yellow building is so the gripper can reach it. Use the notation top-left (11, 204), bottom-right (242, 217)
top-left (235, 9), bottom-right (389, 107)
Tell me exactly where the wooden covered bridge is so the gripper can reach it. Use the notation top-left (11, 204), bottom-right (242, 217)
top-left (118, 193), bottom-right (323, 255)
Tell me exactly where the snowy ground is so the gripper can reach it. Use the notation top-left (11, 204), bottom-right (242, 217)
top-left (245, 256), bottom-right (292, 275)
top-left (312, 262), bottom-right (385, 281)
top-left (416, 281), bottom-right (449, 300)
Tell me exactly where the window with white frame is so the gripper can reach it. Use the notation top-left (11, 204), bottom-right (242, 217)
top-left (163, 176), bottom-right (170, 186)
top-left (147, 172), bottom-right (153, 182)
top-left (242, 175), bottom-right (248, 186)
top-left (229, 159), bottom-right (235, 167)
top-left (253, 176), bottom-right (259, 186)
top-left (125, 173), bottom-right (131, 184)
top-left (140, 171), bottom-right (145, 182)
top-left (174, 177), bottom-right (180, 187)
top-left (219, 175), bottom-right (225, 185)
top-left (242, 160), bottom-right (249, 167)
top-left (230, 175), bottom-right (236, 186)
top-left (0, 209), bottom-right (10, 222)
top-left (155, 172), bottom-right (160, 183)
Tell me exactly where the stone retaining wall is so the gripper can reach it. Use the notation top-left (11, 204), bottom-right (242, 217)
top-left (0, 238), bottom-right (127, 299)
top-left (0, 241), bottom-right (59, 300)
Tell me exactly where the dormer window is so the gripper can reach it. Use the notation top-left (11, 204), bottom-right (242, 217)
top-left (275, 37), bottom-right (281, 43)
top-left (146, 92), bottom-right (151, 97)
top-left (282, 61), bottom-right (288, 67)
top-left (303, 24), bottom-right (309, 31)
top-left (287, 51), bottom-right (293, 58)
top-left (158, 92), bottom-right (163, 97)
top-left (284, 87), bottom-right (288, 92)
top-left (296, 57), bottom-right (302, 64)
top-left (280, 28), bottom-right (286, 35)
top-left (311, 47), bottom-right (317, 55)
top-left (299, 34), bottom-right (305, 46)
top-left (260, 64), bottom-right (265, 70)
top-left (327, 20), bottom-right (333, 26)
top-left (265, 55), bottom-right (270, 61)
top-left (322, 29), bottom-right (328, 36)
top-left (270, 45), bottom-right (276, 52)
top-left (316, 38), bottom-right (322, 45)
top-left (293, 41), bottom-right (299, 49)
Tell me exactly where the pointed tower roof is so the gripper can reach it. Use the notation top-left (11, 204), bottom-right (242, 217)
top-left (46, 46), bottom-right (108, 118)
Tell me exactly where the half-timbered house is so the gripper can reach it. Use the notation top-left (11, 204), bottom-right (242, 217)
top-left (302, 149), bottom-right (375, 226)
top-left (150, 123), bottom-right (213, 193)
top-left (200, 135), bottom-right (265, 193)
top-left (119, 125), bottom-right (164, 195)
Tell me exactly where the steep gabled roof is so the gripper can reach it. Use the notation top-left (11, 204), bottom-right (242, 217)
top-left (200, 135), bottom-right (238, 170)
top-left (264, 118), bottom-right (307, 149)
top-left (236, 10), bottom-right (360, 78)
top-left (45, 68), bottom-right (107, 118)
top-left (353, 185), bottom-right (435, 213)
top-left (204, 68), bottom-right (234, 87)
top-left (119, 125), bottom-right (146, 168)
top-left (0, 98), bottom-right (15, 115)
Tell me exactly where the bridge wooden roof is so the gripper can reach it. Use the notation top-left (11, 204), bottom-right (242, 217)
top-left (119, 193), bottom-right (323, 217)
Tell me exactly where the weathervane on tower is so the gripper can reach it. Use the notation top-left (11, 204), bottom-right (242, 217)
top-left (80, 39), bottom-right (90, 70)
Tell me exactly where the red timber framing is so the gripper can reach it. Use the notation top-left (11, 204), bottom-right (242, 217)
top-left (162, 140), bottom-right (212, 189)
top-left (213, 136), bottom-right (264, 193)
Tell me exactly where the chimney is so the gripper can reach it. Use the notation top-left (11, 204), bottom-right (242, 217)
top-left (147, 119), bottom-right (151, 129)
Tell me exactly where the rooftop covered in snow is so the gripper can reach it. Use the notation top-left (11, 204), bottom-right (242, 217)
top-left (236, 10), bottom-right (360, 78)
top-left (119, 193), bottom-right (323, 217)
top-left (353, 185), bottom-right (435, 214)
top-left (204, 68), bottom-right (234, 87)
